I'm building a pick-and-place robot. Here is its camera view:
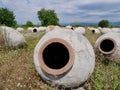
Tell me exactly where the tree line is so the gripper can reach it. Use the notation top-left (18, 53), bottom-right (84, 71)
top-left (0, 7), bottom-right (118, 27)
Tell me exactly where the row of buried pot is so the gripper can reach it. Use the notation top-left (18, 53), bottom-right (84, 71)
top-left (14, 25), bottom-right (120, 34)
top-left (1, 25), bottom-right (120, 50)
top-left (0, 25), bottom-right (120, 88)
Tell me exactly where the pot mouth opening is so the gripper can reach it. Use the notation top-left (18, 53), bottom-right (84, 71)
top-left (33, 28), bottom-right (37, 32)
top-left (38, 38), bottom-right (74, 75)
top-left (98, 38), bottom-right (116, 54)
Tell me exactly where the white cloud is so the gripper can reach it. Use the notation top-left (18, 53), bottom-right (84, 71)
top-left (0, 0), bottom-right (120, 24)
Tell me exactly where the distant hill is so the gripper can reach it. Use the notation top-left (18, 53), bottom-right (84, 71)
top-left (60, 22), bottom-right (120, 27)
top-left (60, 22), bottom-right (97, 26)
top-left (109, 22), bottom-right (120, 26)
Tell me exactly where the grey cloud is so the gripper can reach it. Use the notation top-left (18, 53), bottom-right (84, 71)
top-left (1, 0), bottom-right (120, 24)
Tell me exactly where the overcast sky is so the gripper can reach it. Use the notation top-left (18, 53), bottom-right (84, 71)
top-left (0, 0), bottom-right (120, 25)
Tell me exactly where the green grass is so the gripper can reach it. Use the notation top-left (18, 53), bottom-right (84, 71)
top-left (0, 29), bottom-right (120, 90)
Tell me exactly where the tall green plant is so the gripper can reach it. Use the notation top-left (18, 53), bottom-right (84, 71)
top-left (37, 8), bottom-right (59, 26)
top-left (25, 21), bottom-right (34, 27)
top-left (98, 20), bottom-right (109, 28)
top-left (0, 8), bottom-right (16, 26)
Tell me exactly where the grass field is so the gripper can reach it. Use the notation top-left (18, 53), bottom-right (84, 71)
top-left (0, 28), bottom-right (120, 90)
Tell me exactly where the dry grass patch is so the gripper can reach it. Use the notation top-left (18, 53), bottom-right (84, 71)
top-left (0, 30), bottom-right (6, 50)
top-left (0, 29), bottom-right (120, 90)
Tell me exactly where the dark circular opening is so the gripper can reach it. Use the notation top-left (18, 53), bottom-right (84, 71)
top-left (33, 28), bottom-right (37, 32)
top-left (92, 30), bottom-right (95, 33)
top-left (42, 42), bottom-right (70, 69)
top-left (100, 39), bottom-right (115, 52)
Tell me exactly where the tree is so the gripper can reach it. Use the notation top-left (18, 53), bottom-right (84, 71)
top-left (37, 8), bottom-right (59, 26)
top-left (98, 20), bottom-right (109, 27)
top-left (25, 21), bottom-right (33, 27)
top-left (0, 8), bottom-right (16, 26)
